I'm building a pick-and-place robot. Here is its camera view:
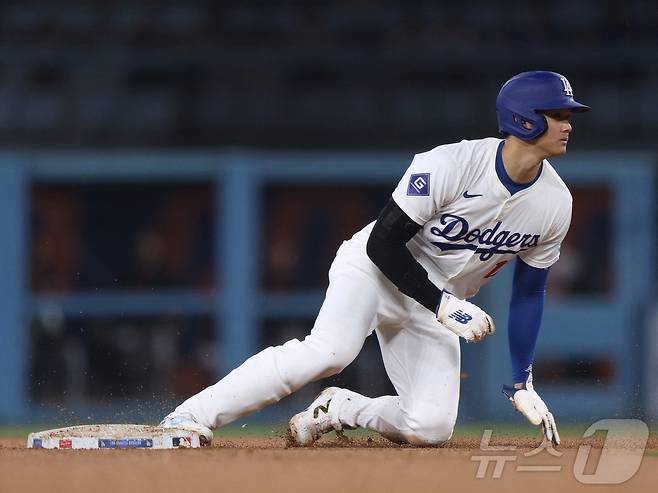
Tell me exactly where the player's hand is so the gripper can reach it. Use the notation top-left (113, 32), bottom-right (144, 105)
top-left (435, 293), bottom-right (495, 342)
top-left (502, 374), bottom-right (560, 446)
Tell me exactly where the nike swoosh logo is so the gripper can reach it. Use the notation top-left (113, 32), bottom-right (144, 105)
top-left (463, 191), bottom-right (483, 198)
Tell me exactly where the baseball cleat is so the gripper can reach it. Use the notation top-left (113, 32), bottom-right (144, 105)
top-left (159, 411), bottom-right (213, 446)
top-left (289, 387), bottom-right (343, 446)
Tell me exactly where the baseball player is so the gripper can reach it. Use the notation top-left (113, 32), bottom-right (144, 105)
top-left (160, 71), bottom-right (588, 446)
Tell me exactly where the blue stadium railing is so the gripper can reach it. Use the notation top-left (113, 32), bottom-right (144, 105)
top-left (0, 150), bottom-right (653, 424)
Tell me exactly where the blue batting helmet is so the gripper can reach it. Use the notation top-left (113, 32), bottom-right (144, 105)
top-left (496, 71), bottom-right (589, 140)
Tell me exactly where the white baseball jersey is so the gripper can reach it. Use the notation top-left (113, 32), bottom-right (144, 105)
top-left (351, 137), bottom-right (572, 299)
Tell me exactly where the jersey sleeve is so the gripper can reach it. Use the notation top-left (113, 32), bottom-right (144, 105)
top-left (391, 147), bottom-right (464, 225)
top-left (518, 201), bottom-right (572, 269)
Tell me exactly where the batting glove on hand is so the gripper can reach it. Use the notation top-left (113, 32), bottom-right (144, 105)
top-left (502, 373), bottom-right (560, 446)
top-left (436, 293), bottom-right (495, 342)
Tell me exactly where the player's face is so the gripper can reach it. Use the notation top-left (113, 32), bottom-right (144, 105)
top-left (535, 109), bottom-right (573, 157)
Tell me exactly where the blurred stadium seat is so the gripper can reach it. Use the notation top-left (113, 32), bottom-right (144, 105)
top-left (0, 1), bottom-right (655, 148)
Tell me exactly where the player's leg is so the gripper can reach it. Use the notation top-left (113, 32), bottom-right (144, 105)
top-left (163, 243), bottom-right (381, 430)
top-left (329, 303), bottom-right (461, 445)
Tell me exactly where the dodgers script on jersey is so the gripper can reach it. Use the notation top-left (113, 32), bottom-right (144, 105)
top-left (352, 137), bottom-right (572, 299)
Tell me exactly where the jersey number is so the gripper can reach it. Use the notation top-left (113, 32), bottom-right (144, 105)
top-left (483, 261), bottom-right (508, 279)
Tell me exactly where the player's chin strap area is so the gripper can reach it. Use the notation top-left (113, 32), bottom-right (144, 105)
top-left (502, 372), bottom-right (560, 446)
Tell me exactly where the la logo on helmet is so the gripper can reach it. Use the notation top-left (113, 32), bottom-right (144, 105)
top-left (560, 76), bottom-right (574, 97)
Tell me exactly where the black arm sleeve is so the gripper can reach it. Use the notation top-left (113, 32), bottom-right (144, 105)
top-left (366, 198), bottom-right (443, 313)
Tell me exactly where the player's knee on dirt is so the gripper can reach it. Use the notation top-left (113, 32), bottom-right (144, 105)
top-left (403, 405), bottom-right (455, 445)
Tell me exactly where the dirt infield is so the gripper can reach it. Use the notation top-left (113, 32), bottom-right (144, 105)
top-left (2, 435), bottom-right (656, 493)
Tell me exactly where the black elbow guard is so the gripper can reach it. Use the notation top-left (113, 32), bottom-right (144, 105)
top-left (367, 199), bottom-right (442, 313)
top-left (369, 199), bottom-right (422, 247)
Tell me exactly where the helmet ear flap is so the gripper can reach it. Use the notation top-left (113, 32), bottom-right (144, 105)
top-left (534, 113), bottom-right (548, 139)
top-left (507, 111), bottom-right (546, 140)
top-left (512, 114), bottom-right (532, 130)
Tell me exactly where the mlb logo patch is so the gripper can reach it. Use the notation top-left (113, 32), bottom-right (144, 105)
top-left (173, 436), bottom-right (193, 448)
top-left (407, 173), bottom-right (430, 196)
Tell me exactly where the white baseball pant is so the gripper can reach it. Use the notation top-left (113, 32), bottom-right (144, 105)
top-left (174, 238), bottom-right (461, 445)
